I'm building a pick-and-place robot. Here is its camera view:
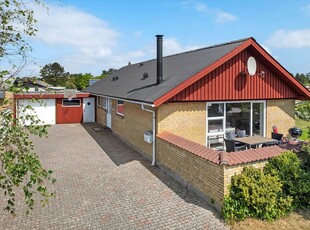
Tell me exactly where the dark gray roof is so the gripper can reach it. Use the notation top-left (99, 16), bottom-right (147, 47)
top-left (85, 38), bottom-right (250, 104)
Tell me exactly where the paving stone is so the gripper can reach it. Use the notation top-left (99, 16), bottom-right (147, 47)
top-left (0, 123), bottom-right (229, 230)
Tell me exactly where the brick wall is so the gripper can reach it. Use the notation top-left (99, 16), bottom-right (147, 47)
top-left (156, 136), bottom-right (272, 212)
top-left (157, 102), bottom-right (206, 145)
top-left (110, 101), bottom-right (153, 159)
top-left (96, 105), bottom-right (107, 126)
top-left (266, 99), bottom-right (295, 138)
top-left (156, 138), bottom-right (224, 212)
top-left (223, 161), bottom-right (267, 196)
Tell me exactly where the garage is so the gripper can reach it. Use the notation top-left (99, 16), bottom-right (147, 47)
top-left (15, 92), bottom-right (94, 124)
top-left (18, 99), bottom-right (56, 125)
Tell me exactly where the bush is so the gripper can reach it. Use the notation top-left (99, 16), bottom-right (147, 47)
top-left (295, 101), bottom-right (310, 121)
top-left (223, 167), bottom-right (292, 222)
top-left (264, 151), bottom-right (310, 209)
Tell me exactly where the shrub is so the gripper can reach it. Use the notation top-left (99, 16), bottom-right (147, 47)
top-left (264, 151), bottom-right (310, 209)
top-left (295, 101), bottom-right (310, 121)
top-left (296, 171), bottom-right (310, 208)
top-left (223, 167), bottom-right (292, 222)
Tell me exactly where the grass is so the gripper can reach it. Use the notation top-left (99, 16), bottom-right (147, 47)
top-left (230, 210), bottom-right (310, 230)
top-left (295, 118), bottom-right (310, 140)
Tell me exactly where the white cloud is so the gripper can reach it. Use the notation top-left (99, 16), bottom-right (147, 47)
top-left (34, 5), bottom-right (119, 57)
top-left (267, 29), bottom-right (310, 48)
top-left (261, 44), bottom-right (272, 54)
top-left (26, 4), bottom-right (125, 75)
top-left (301, 4), bottom-right (310, 13)
top-left (181, 0), bottom-right (237, 23)
top-left (214, 11), bottom-right (237, 23)
top-left (134, 31), bottom-right (142, 37)
top-left (162, 38), bottom-right (204, 56)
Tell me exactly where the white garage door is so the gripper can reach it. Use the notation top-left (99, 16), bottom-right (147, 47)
top-left (18, 99), bottom-right (56, 125)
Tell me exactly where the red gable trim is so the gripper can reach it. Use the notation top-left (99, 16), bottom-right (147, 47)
top-left (153, 38), bottom-right (253, 107)
top-left (250, 41), bottom-right (310, 99)
top-left (14, 93), bottom-right (90, 99)
top-left (154, 38), bottom-right (310, 107)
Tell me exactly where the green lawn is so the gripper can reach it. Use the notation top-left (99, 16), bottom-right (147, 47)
top-left (295, 118), bottom-right (310, 140)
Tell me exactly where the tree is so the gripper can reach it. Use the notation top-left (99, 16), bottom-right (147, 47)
top-left (40, 62), bottom-right (69, 86)
top-left (100, 68), bottom-right (117, 78)
top-left (71, 73), bottom-right (92, 90)
top-left (295, 73), bottom-right (310, 86)
top-left (0, 0), bottom-right (55, 215)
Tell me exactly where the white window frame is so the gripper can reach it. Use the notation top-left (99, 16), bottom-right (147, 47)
top-left (96, 96), bottom-right (101, 107)
top-left (62, 99), bottom-right (81, 107)
top-left (102, 97), bottom-right (107, 110)
top-left (116, 100), bottom-right (124, 116)
top-left (206, 100), bottom-right (266, 147)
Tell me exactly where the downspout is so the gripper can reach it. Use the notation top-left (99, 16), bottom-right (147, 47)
top-left (141, 104), bottom-right (156, 166)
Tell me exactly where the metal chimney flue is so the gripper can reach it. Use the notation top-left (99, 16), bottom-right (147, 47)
top-left (156, 35), bottom-right (163, 84)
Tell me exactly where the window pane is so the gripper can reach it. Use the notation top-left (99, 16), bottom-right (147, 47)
top-left (208, 119), bottom-right (223, 133)
top-left (102, 97), bottom-right (107, 109)
top-left (208, 103), bottom-right (224, 117)
top-left (63, 99), bottom-right (80, 106)
top-left (226, 103), bottom-right (250, 136)
top-left (207, 134), bottom-right (224, 149)
top-left (117, 100), bottom-right (124, 115)
top-left (252, 103), bottom-right (264, 136)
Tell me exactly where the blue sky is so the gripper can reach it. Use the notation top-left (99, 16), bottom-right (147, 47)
top-left (23, 0), bottom-right (310, 76)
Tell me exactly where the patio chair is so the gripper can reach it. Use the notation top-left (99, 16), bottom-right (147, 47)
top-left (237, 130), bottom-right (246, 137)
top-left (224, 138), bottom-right (247, 152)
top-left (272, 132), bottom-right (284, 142)
top-left (225, 131), bottom-right (236, 140)
top-left (263, 132), bottom-right (284, 147)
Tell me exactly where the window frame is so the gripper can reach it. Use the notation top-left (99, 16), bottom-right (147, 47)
top-left (206, 100), bottom-right (266, 149)
top-left (96, 96), bottom-right (101, 107)
top-left (102, 97), bottom-right (107, 110)
top-left (62, 99), bottom-right (81, 107)
top-left (116, 100), bottom-right (124, 116)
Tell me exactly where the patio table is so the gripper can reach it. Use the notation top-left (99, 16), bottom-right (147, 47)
top-left (234, 136), bottom-right (278, 149)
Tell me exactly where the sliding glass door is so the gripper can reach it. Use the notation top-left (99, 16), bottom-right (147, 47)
top-left (206, 101), bottom-right (265, 149)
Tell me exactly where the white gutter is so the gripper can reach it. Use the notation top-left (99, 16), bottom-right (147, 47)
top-left (141, 104), bottom-right (156, 166)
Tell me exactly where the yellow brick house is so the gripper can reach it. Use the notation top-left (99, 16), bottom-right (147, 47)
top-left (85, 36), bottom-right (310, 211)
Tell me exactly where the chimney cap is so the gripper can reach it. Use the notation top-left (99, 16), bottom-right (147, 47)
top-left (156, 34), bottom-right (164, 38)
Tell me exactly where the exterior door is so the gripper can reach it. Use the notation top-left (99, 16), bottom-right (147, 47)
top-left (56, 98), bottom-right (83, 124)
top-left (83, 98), bottom-right (95, 122)
top-left (107, 98), bottom-right (112, 128)
top-left (18, 99), bottom-right (56, 125)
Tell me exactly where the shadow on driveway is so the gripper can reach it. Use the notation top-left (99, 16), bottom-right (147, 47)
top-left (81, 122), bottom-right (222, 217)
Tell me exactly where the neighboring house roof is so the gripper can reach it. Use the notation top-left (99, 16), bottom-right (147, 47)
top-left (85, 37), bottom-right (310, 106)
top-left (14, 78), bottom-right (66, 91)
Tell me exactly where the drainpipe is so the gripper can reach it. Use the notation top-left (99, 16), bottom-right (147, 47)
top-left (141, 104), bottom-right (156, 166)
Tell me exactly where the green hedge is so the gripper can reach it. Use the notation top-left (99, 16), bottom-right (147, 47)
top-left (223, 167), bottom-right (292, 222)
top-left (223, 150), bottom-right (310, 222)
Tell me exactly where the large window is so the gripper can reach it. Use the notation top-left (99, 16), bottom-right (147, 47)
top-left (207, 101), bottom-right (265, 149)
top-left (117, 100), bottom-right (124, 116)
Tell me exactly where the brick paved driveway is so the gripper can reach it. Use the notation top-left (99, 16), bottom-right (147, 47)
top-left (0, 123), bottom-right (229, 230)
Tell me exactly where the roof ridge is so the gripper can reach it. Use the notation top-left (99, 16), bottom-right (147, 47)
top-left (123, 37), bottom-right (252, 68)
top-left (162, 37), bottom-right (252, 59)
